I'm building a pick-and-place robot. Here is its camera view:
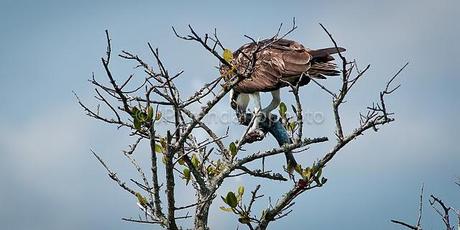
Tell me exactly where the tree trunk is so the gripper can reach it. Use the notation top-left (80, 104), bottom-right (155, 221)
top-left (194, 194), bottom-right (212, 230)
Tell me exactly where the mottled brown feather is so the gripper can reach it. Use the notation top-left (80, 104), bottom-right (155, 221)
top-left (220, 38), bottom-right (345, 93)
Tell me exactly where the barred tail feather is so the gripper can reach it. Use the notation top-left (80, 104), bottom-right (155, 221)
top-left (309, 47), bottom-right (346, 58)
top-left (307, 47), bottom-right (345, 79)
top-left (308, 62), bottom-right (340, 78)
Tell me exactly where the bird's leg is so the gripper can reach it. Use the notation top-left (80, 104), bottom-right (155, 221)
top-left (234, 93), bottom-right (250, 123)
top-left (249, 92), bottom-right (263, 134)
top-left (236, 93), bottom-right (250, 114)
top-left (261, 89), bottom-right (281, 118)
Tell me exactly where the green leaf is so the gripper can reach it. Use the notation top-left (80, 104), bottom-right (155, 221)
top-left (310, 163), bottom-right (318, 174)
top-left (160, 138), bottom-right (167, 149)
top-left (238, 186), bottom-right (245, 197)
top-left (154, 143), bottom-right (164, 153)
top-left (134, 117), bottom-right (142, 130)
top-left (191, 154), bottom-right (200, 168)
top-left (138, 111), bottom-right (147, 122)
top-left (132, 107), bottom-right (144, 130)
top-left (279, 102), bottom-right (287, 117)
top-left (316, 167), bottom-right (323, 179)
top-left (183, 168), bottom-right (191, 185)
top-left (295, 164), bottom-right (303, 175)
top-left (131, 107), bottom-right (140, 118)
top-left (135, 192), bottom-right (148, 207)
top-left (229, 142), bottom-right (237, 156)
top-left (219, 206), bottom-right (233, 212)
top-left (207, 166), bottom-right (215, 177)
top-left (147, 106), bottom-right (154, 120)
top-left (302, 167), bottom-right (312, 180)
top-left (223, 49), bottom-right (233, 63)
top-left (225, 192), bottom-right (238, 208)
top-left (288, 121), bottom-right (297, 132)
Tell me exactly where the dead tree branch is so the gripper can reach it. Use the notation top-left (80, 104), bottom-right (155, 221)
top-left (78, 22), bottom-right (405, 230)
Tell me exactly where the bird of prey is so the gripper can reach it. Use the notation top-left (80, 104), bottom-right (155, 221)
top-left (220, 38), bottom-right (345, 169)
top-left (221, 38), bottom-right (345, 132)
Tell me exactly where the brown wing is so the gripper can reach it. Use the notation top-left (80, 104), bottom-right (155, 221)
top-left (220, 39), bottom-right (344, 93)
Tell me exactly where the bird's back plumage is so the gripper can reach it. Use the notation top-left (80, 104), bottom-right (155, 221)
top-left (220, 39), bottom-right (345, 93)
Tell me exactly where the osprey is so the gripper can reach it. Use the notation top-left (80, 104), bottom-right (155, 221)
top-left (221, 38), bottom-right (345, 134)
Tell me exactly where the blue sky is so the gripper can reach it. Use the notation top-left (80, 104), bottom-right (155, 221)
top-left (0, 0), bottom-right (459, 229)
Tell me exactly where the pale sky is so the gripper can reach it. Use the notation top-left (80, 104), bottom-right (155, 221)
top-left (0, 0), bottom-right (459, 229)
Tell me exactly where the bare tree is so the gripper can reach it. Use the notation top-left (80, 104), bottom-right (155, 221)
top-left (391, 182), bottom-right (460, 230)
top-left (76, 21), bottom-right (406, 230)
